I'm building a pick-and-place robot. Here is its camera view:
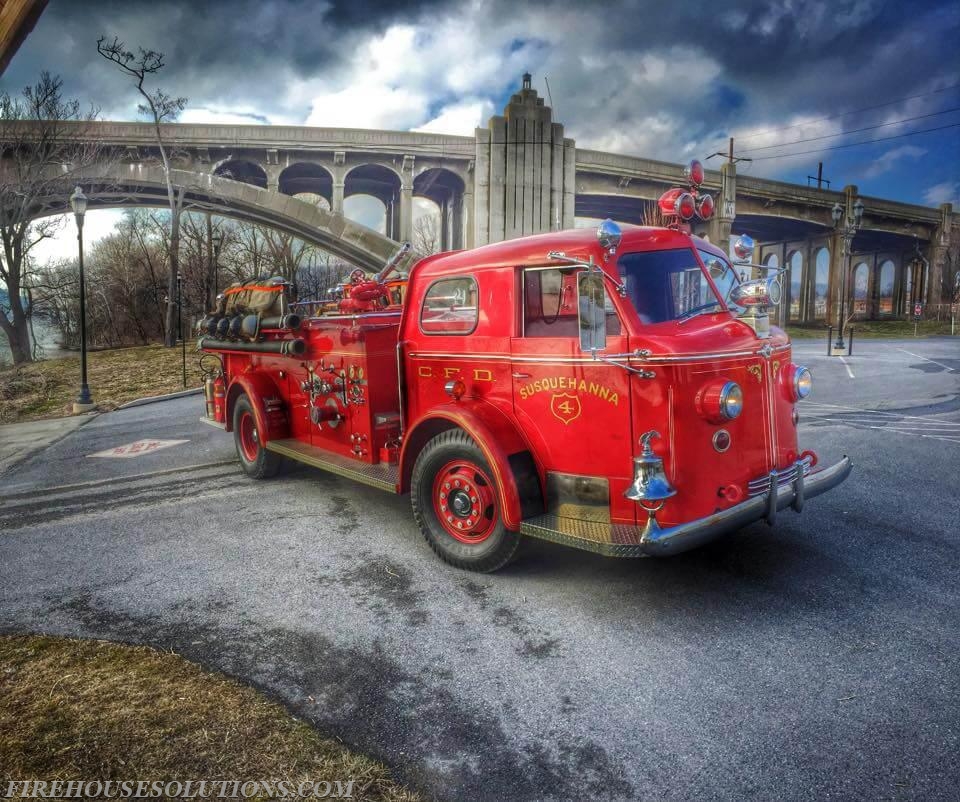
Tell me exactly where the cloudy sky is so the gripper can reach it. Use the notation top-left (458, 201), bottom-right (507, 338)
top-left (2, 0), bottom-right (959, 260)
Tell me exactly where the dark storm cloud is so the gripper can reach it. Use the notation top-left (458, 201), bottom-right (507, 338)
top-left (1, 0), bottom-right (957, 199)
top-left (0, 0), bottom-right (450, 120)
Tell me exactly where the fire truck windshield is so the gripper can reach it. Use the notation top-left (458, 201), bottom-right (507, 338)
top-left (618, 248), bottom-right (728, 324)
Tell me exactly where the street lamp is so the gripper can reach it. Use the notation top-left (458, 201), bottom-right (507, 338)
top-left (70, 186), bottom-right (95, 413)
top-left (831, 197), bottom-right (864, 352)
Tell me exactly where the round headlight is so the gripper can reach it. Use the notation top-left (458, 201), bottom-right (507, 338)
top-left (767, 278), bottom-right (782, 306)
top-left (720, 381), bottom-right (743, 420)
top-left (794, 366), bottom-right (812, 400)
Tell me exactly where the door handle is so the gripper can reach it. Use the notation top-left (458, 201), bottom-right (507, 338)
top-left (512, 372), bottom-right (531, 379)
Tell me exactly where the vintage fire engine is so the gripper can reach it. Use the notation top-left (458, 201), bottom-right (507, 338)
top-left (198, 161), bottom-right (851, 572)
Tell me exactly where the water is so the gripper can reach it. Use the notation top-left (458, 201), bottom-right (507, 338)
top-left (0, 289), bottom-right (68, 365)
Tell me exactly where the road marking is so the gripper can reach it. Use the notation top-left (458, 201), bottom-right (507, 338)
top-left (89, 439), bottom-right (189, 459)
top-left (838, 356), bottom-right (855, 379)
top-left (896, 348), bottom-right (958, 372)
top-left (800, 401), bottom-right (960, 444)
top-left (803, 402), bottom-right (960, 423)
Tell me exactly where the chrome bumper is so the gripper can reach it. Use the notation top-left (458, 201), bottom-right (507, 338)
top-left (518, 456), bottom-right (852, 558)
top-left (639, 456), bottom-right (852, 556)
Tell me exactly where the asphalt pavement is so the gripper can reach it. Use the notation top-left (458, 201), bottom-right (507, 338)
top-left (1, 337), bottom-right (958, 801)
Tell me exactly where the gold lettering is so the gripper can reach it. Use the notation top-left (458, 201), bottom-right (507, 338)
top-left (610, 392), bottom-right (619, 406)
top-left (474, 369), bottom-right (493, 382)
top-left (418, 366), bottom-right (432, 378)
top-left (444, 367), bottom-right (460, 378)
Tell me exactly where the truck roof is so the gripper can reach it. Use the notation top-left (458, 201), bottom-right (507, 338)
top-left (413, 224), bottom-right (726, 278)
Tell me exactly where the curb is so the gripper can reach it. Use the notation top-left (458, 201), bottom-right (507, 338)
top-left (117, 387), bottom-right (203, 410)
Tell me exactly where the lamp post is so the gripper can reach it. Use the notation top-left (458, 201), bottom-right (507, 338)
top-left (212, 232), bottom-right (224, 299)
top-left (831, 197), bottom-right (864, 352)
top-left (177, 271), bottom-right (186, 389)
top-left (70, 186), bottom-right (95, 413)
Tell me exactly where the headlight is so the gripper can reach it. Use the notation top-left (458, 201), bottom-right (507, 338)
top-left (781, 364), bottom-right (812, 401)
top-left (793, 366), bottom-right (812, 400)
top-left (720, 382), bottom-right (743, 419)
top-left (696, 379), bottom-right (744, 423)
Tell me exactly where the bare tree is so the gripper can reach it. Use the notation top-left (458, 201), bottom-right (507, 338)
top-left (0, 72), bottom-right (102, 365)
top-left (97, 36), bottom-right (187, 347)
top-left (413, 213), bottom-right (442, 255)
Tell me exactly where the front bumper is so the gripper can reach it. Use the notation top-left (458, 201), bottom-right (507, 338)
top-left (518, 456), bottom-right (852, 558)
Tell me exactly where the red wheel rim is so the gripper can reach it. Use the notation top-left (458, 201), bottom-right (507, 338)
top-left (432, 459), bottom-right (498, 544)
top-left (238, 410), bottom-right (260, 462)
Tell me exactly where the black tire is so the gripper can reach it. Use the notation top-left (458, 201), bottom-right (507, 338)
top-left (233, 394), bottom-right (281, 479)
top-left (411, 430), bottom-right (520, 572)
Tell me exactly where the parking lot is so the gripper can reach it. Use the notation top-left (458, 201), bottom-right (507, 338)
top-left (1, 337), bottom-right (958, 801)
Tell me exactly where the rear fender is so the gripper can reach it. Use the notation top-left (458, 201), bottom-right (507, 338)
top-left (225, 373), bottom-right (289, 442)
top-left (400, 402), bottom-right (543, 530)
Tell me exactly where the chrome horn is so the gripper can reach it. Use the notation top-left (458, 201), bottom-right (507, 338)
top-left (624, 430), bottom-right (677, 539)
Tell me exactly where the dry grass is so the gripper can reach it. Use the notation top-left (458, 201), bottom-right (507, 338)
top-left (785, 319), bottom-right (956, 339)
top-left (0, 635), bottom-right (423, 801)
top-left (0, 345), bottom-right (206, 425)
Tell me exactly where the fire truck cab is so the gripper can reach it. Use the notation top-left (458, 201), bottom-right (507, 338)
top-left (199, 174), bottom-right (851, 573)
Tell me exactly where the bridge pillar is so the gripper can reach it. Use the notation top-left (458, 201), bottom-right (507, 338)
top-left (266, 165), bottom-right (280, 193)
top-left (332, 181), bottom-right (345, 215)
top-left (709, 162), bottom-right (736, 255)
top-left (400, 156), bottom-right (414, 243)
top-left (474, 76), bottom-right (576, 245)
top-left (927, 203), bottom-right (954, 306)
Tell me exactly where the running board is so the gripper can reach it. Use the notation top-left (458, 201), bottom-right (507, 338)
top-left (264, 438), bottom-right (400, 493)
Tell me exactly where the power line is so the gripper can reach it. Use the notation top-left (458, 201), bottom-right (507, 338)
top-left (737, 106), bottom-right (960, 154)
top-left (727, 82), bottom-right (960, 143)
top-left (749, 121), bottom-right (960, 161)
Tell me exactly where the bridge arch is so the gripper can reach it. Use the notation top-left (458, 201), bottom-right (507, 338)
top-left (344, 164), bottom-right (402, 239)
top-left (414, 168), bottom-right (465, 250)
top-left (29, 165), bottom-right (418, 274)
top-left (279, 163), bottom-right (333, 203)
top-left (213, 159), bottom-right (268, 189)
top-left (812, 246), bottom-right (830, 321)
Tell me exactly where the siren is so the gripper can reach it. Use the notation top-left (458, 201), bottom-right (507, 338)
top-left (658, 188), bottom-right (696, 221)
top-left (657, 158), bottom-right (714, 224)
top-left (685, 159), bottom-right (705, 187)
top-left (697, 193), bottom-right (714, 220)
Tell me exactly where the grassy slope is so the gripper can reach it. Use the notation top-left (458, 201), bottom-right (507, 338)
top-left (0, 635), bottom-right (423, 801)
top-left (0, 345), bottom-right (207, 425)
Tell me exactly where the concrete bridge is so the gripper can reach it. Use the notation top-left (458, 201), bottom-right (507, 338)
top-left (7, 76), bottom-right (956, 322)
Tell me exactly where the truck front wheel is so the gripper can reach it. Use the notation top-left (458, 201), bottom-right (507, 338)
top-left (233, 394), bottom-right (281, 479)
top-left (411, 430), bottom-right (520, 572)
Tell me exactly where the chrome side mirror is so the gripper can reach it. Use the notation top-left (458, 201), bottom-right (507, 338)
top-left (578, 271), bottom-right (607, 353)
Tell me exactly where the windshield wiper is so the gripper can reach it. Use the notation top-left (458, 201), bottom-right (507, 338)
top-left (677, 301), bottom-right (723, 324)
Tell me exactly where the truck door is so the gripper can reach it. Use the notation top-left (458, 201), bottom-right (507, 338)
top-left (510, 267), bottom-right (637, 525)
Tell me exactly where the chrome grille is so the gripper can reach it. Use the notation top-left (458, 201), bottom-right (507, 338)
top-left (747, 459), bottom-right (811, 498)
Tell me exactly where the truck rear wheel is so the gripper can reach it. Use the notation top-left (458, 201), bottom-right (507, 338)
top-left (411, 430), bottom-right (520, 572)
top-left (233, 394), bottom-right (281, 479)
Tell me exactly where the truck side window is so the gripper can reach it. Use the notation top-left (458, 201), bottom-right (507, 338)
top-left (420, 276), bottom-right (478, 334)
top-left (523, 268), bottom-right (621, 337)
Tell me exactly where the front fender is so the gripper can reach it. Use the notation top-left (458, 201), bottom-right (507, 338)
top-left (226, 372), bottom-right (289, 443)
top-left (401, 401), bottom-right (543, 530)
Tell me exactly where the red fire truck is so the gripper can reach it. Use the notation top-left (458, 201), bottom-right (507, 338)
top-left (198, 163), bottom-right (851, 572)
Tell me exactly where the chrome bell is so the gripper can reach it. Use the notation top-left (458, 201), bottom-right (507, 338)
top-left (624, 430), bottom-right (677, 503)
top-left (625, 430), bottom-right (677, 541)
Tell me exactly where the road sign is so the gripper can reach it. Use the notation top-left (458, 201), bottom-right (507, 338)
top-left (89, 439), bottom-right (188, 459)
top-left (914, 303), bottom-right (922, 320)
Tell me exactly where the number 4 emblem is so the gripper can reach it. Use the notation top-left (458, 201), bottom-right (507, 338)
top-left (550, 393), bottom-right (582, 425)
